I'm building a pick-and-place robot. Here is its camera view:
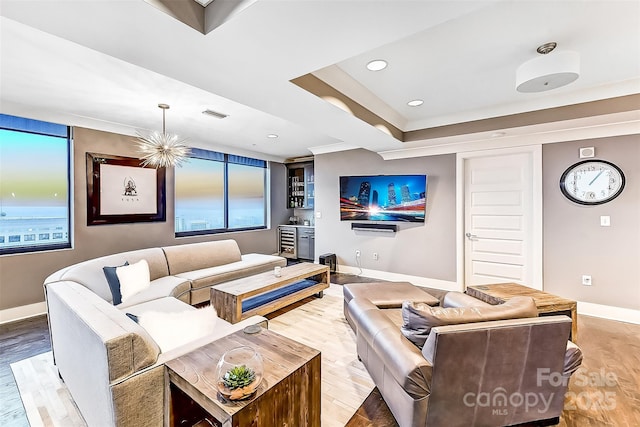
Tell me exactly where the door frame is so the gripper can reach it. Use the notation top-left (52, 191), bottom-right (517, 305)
top-left (456, 145), bottom-right (543, 290)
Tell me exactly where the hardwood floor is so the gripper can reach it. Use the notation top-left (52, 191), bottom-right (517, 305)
top-left (0, 315), bottom-right (50, 427)
top-left (1, 278), bottom-right (639, 427)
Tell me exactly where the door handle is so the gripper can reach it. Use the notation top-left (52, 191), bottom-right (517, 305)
top-left (465, 232), bottom-right (478, 241)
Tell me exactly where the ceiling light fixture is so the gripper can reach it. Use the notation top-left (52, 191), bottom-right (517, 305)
top-left (267, 134), bottom-right (279, 139)
top-left (516, 42), bottom-right (580, 93)
top-left (366, 59), bottom-right (388, 71)
top-left (407, 99), bottom-right (424, 107)
top-left (137, 104), bottom-right (190, 168)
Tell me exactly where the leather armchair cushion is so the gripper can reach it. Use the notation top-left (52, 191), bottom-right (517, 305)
top-left (344, 281), bottom-right (439, 308)
top-left (401, 296), bottom-right (538, 347)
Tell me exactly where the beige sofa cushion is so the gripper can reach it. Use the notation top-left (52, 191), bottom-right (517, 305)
top-left (117, 276), bottom-right (190, 309)
top-left (179, 253), bottom-right (287, 305)
top-left (162, 240), bottom-right (242, 275)
top-left (401, 296), bottom-right (538, 347)
top-left (52, 248), bottom-right (169, 303)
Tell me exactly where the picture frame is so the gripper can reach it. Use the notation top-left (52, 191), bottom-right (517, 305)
top-left (86, 152), bottom-right (166, 225)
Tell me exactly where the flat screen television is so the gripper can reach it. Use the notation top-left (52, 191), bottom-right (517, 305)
top-left (339, 174), bottom-right (427, 222)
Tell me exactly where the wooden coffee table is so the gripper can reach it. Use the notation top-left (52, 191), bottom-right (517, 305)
top-left (211, 262), bottom-right (329, 324)
top-left (166, 327), bottom-right (321, 427)
top-left (466, 283), bottom-right (578, 340)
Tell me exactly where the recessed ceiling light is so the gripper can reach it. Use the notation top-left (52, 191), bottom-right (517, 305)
top-left (491, 131), bottom-right (506, 138)
top-left (267, 134), bottom-right (278, 139)
top-left (407, 99), bottom-right (424, 107)
top-left (366, 59), bottom-right (388, 71)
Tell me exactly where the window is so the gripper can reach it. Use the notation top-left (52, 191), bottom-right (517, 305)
top-left (175, 149), bottom-right (267, 236)
top-left (0, 114), bottom-right (71, 255)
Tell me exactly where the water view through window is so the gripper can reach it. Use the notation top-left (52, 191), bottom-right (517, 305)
top-left (0, 115), bottom-right (71, 254)
top-left (174, 149), bottom-right (267, 235)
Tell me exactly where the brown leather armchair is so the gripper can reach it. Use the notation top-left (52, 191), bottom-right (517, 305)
top-left (345, 287), bottom-right (583, 427)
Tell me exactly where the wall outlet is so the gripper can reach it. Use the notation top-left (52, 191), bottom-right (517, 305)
top-left (355, 250), bottom-right (361, 258)
top-left (373, 252), bottom-right (379, 260)
top-left (582, 275), bottom-right (592, 286)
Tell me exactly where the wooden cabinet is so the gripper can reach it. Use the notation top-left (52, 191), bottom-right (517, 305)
top-left (287, 163), bottom-right (314, 209)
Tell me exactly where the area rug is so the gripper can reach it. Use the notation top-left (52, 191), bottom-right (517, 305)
top-left (11, 284), bottom-right (373, 427)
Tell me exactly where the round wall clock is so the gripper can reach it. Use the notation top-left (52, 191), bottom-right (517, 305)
top-left (559, 159), bottom-right (625, 205)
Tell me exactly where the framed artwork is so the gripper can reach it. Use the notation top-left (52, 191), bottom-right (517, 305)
top-left (86, 153), bottom-right (166, 225)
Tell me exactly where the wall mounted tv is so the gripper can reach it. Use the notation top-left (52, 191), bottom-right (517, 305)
top-left (339, 174), bottom-right (427, 222)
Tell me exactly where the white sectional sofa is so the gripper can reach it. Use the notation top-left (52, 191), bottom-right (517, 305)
top-left (43, 239), bottom-right (286, 427)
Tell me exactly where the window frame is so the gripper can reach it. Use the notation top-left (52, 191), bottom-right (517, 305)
top-left (174, 149), bottom-right (268, 237)
top-left (0, 115), bottom-right (72, 255)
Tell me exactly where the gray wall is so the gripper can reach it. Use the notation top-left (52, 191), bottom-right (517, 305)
top-left (543, 135), bottom-right (640, 310)
top-left (0, 127), bottom-right (289, 311)
top-left (314, 149), bottom-right (457, 282)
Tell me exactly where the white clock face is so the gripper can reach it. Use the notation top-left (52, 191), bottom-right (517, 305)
top-left (560, 160), bottom-right (625, 205)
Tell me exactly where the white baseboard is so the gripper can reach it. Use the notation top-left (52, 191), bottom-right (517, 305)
top-left (0, 301), bottom-right (47, 325)
top-left (578, 301), bottom-right (640, 325)
top-left (336, 266), bottom-right (461, 292)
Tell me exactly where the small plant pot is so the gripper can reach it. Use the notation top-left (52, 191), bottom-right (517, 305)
top-left (215, 346), bottom-right (263, 401)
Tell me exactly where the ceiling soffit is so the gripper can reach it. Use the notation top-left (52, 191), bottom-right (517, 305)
top-left (294, 69), bottom-right (640, 144)
top-left (144, 0), bottom-right (258, 34)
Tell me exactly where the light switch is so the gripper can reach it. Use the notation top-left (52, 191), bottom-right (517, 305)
top-left (600, 216), bottom-right (610, 227)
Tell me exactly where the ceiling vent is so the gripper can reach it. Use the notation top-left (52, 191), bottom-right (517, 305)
top-left (202, 109), bottom-right (229, 119)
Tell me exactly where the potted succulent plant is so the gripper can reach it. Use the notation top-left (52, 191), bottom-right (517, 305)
top-left (216, 347), bottom-right (263, 401)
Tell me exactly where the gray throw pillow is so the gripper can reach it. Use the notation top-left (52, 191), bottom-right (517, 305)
top-left (401, 296), bottom-right (538, 348)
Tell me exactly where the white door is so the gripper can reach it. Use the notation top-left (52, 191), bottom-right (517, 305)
top-left (462, 148), bottom-right (541, 289)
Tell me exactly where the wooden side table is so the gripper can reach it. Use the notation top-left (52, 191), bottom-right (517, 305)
top-left (166, 328), bottom-right (321, 427)
top-left (466, 283), bottom-right (578, 341)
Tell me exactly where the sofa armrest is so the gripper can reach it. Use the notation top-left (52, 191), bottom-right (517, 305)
top-left (46, 281), bottom-right (161, 379)
top-left (45, 281), bottom-right (161, 427)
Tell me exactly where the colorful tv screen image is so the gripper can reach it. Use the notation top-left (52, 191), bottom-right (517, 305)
top-left (339, 175), bottom-right (427, 222)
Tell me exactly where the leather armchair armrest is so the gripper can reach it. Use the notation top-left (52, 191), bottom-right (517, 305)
top-left (372, 326), bottom-right (433, 398)
top-left (443, 291), bottom-right (492, 308)
top-left (350, 299), bottom-right (433, 398)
